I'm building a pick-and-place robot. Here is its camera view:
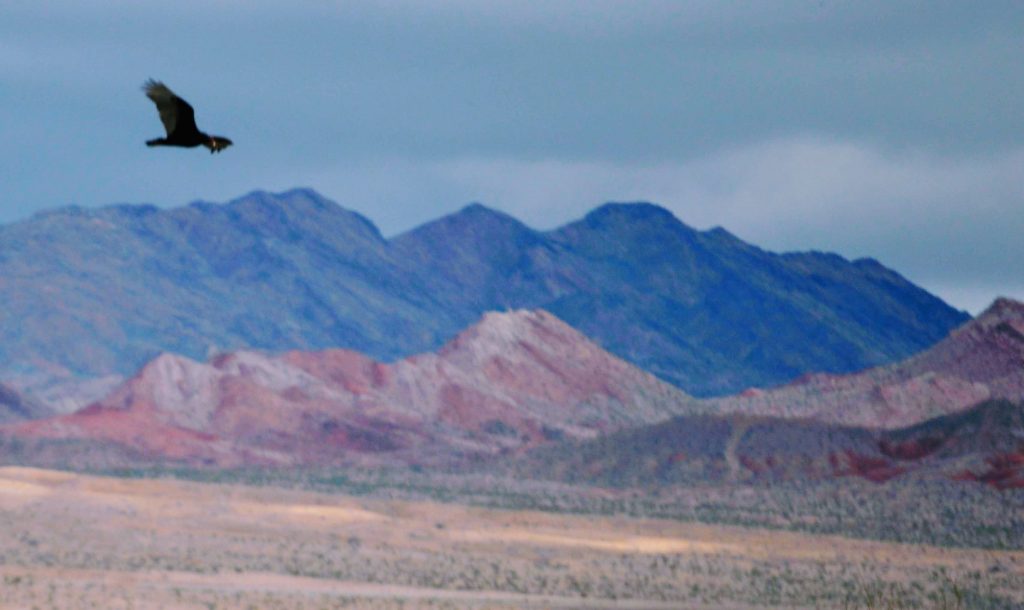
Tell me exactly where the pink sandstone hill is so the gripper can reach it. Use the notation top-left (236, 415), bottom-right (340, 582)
top-left (2, 310), bottom-right (696, 467)
top-left (710, 297), bottom-right (1024, 428)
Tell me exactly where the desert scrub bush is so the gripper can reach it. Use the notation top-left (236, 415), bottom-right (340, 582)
top-left (837, 571), bottom-right (1019, 610)
top-left (87, 465), bottom-right (1024, 549)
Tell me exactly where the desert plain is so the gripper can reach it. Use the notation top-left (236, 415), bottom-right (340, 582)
top-left (1, 467), bottom-right (1021, 609)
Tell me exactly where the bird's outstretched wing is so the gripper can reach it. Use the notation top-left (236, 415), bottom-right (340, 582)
top-left (142, 79), bottom-right (197, 137)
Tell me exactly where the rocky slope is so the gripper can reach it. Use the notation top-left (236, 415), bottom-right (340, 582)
top-left (512, 299), bottom-right (1024, 488)
top-left (0, 188), bottom-right (967, 409)
top-left (393, 201), bottom-right (968, 396)
top-left (710, 298), bottom-right (1024, 428)
top-left (514, 399), bottom-right (1024, 490)
top-left (2, 310), bottom-right (696, 467)
top-left (0, 383), bottom-right (49, 424)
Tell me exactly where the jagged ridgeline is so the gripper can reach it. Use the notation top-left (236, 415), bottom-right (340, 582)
top-left (0, 188), bottom-right (967, 401)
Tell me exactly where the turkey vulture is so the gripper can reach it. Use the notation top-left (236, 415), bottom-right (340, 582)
top-left (142, 79), bottom-right (233, 154)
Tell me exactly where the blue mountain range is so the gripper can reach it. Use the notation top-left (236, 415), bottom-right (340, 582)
top-left (0, 188), bottom-right (968, 400)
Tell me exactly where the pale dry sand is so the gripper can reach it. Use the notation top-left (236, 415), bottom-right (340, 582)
top-left (0, 467), bottom-right (1020, 609)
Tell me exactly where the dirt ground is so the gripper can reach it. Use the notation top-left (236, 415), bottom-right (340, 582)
top-left (0, 467), bottom-right (1020, 609)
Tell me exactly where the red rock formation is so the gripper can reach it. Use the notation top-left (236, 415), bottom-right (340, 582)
top-left (3, 310), bottom-right (695, 466)
top-left (711, 298), bottom-right (1024, 428)
top-left (965, 452), bottom-right (1024, 490)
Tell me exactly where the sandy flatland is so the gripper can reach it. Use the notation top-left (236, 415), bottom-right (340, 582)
top-left (0, 467), bottom-right (1020, 609)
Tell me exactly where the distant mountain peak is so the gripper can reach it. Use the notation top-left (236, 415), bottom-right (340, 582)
top-left (980, 297), bottom-right (1024, 321)
top-left (227, 188), bottom-right (332, 212)
top-left (458, 201), bottom-right (496, 214)
top-left (585, 201), bottom-right (679, 223)
top-left (938, 298), bottom-right (1023, 343)
top-left (390, 203), bottom-right (539, 287)
top-left (569, 203), bottom-right (700, 243)
top-left (441, 309), bottom-right (577, 357)
top-left (218, 188), bottom-right (386, 244)
top-left (280, 186), bottom-right (331, 201)
top-left (394, 202), bottom-right (532, 244)
top-left (591, 201), bottom-right (669, 214)
top-left (703, 226), bottom-right (736, 239)
top-left (448, 202), bottom-right (528, 228)
top-left (440, 309), bottom-right (548, 352)
top-left (479, 307), bottom-right (559, 329)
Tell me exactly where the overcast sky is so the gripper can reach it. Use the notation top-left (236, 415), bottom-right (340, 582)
top-left (2, 1), bottom-right (1021, 313)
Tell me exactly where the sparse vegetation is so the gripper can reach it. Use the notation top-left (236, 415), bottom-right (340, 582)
top-left (67, 464), bottom-right (1024, 550)
top-left (0, 467), bottom-right (1021, 609)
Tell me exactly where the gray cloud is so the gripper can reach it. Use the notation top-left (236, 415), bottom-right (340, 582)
top-left (1, 2), bottom-right (1021, 313)
top-left (3, 1), bottom-right (1021, 160)
top-left (291, 138), bottom-right (1023, 313)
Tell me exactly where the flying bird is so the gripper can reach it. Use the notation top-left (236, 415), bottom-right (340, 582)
top-left (142, 79), bottom-right (233, 154)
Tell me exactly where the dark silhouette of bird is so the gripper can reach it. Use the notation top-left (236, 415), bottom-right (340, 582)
top-left (142, 79), bottom-right (233, 154)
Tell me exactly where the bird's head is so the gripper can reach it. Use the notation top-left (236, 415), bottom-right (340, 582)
top-left (206, 136), bottom-right (233, 154)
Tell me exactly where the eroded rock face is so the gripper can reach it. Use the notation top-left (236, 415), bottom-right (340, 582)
top-left (711, 298), bottom-right (1024, 428)
top-left (517, 398), bottom-right (1024, 489)
top-left (3, 310), bottom-right (696, 467)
